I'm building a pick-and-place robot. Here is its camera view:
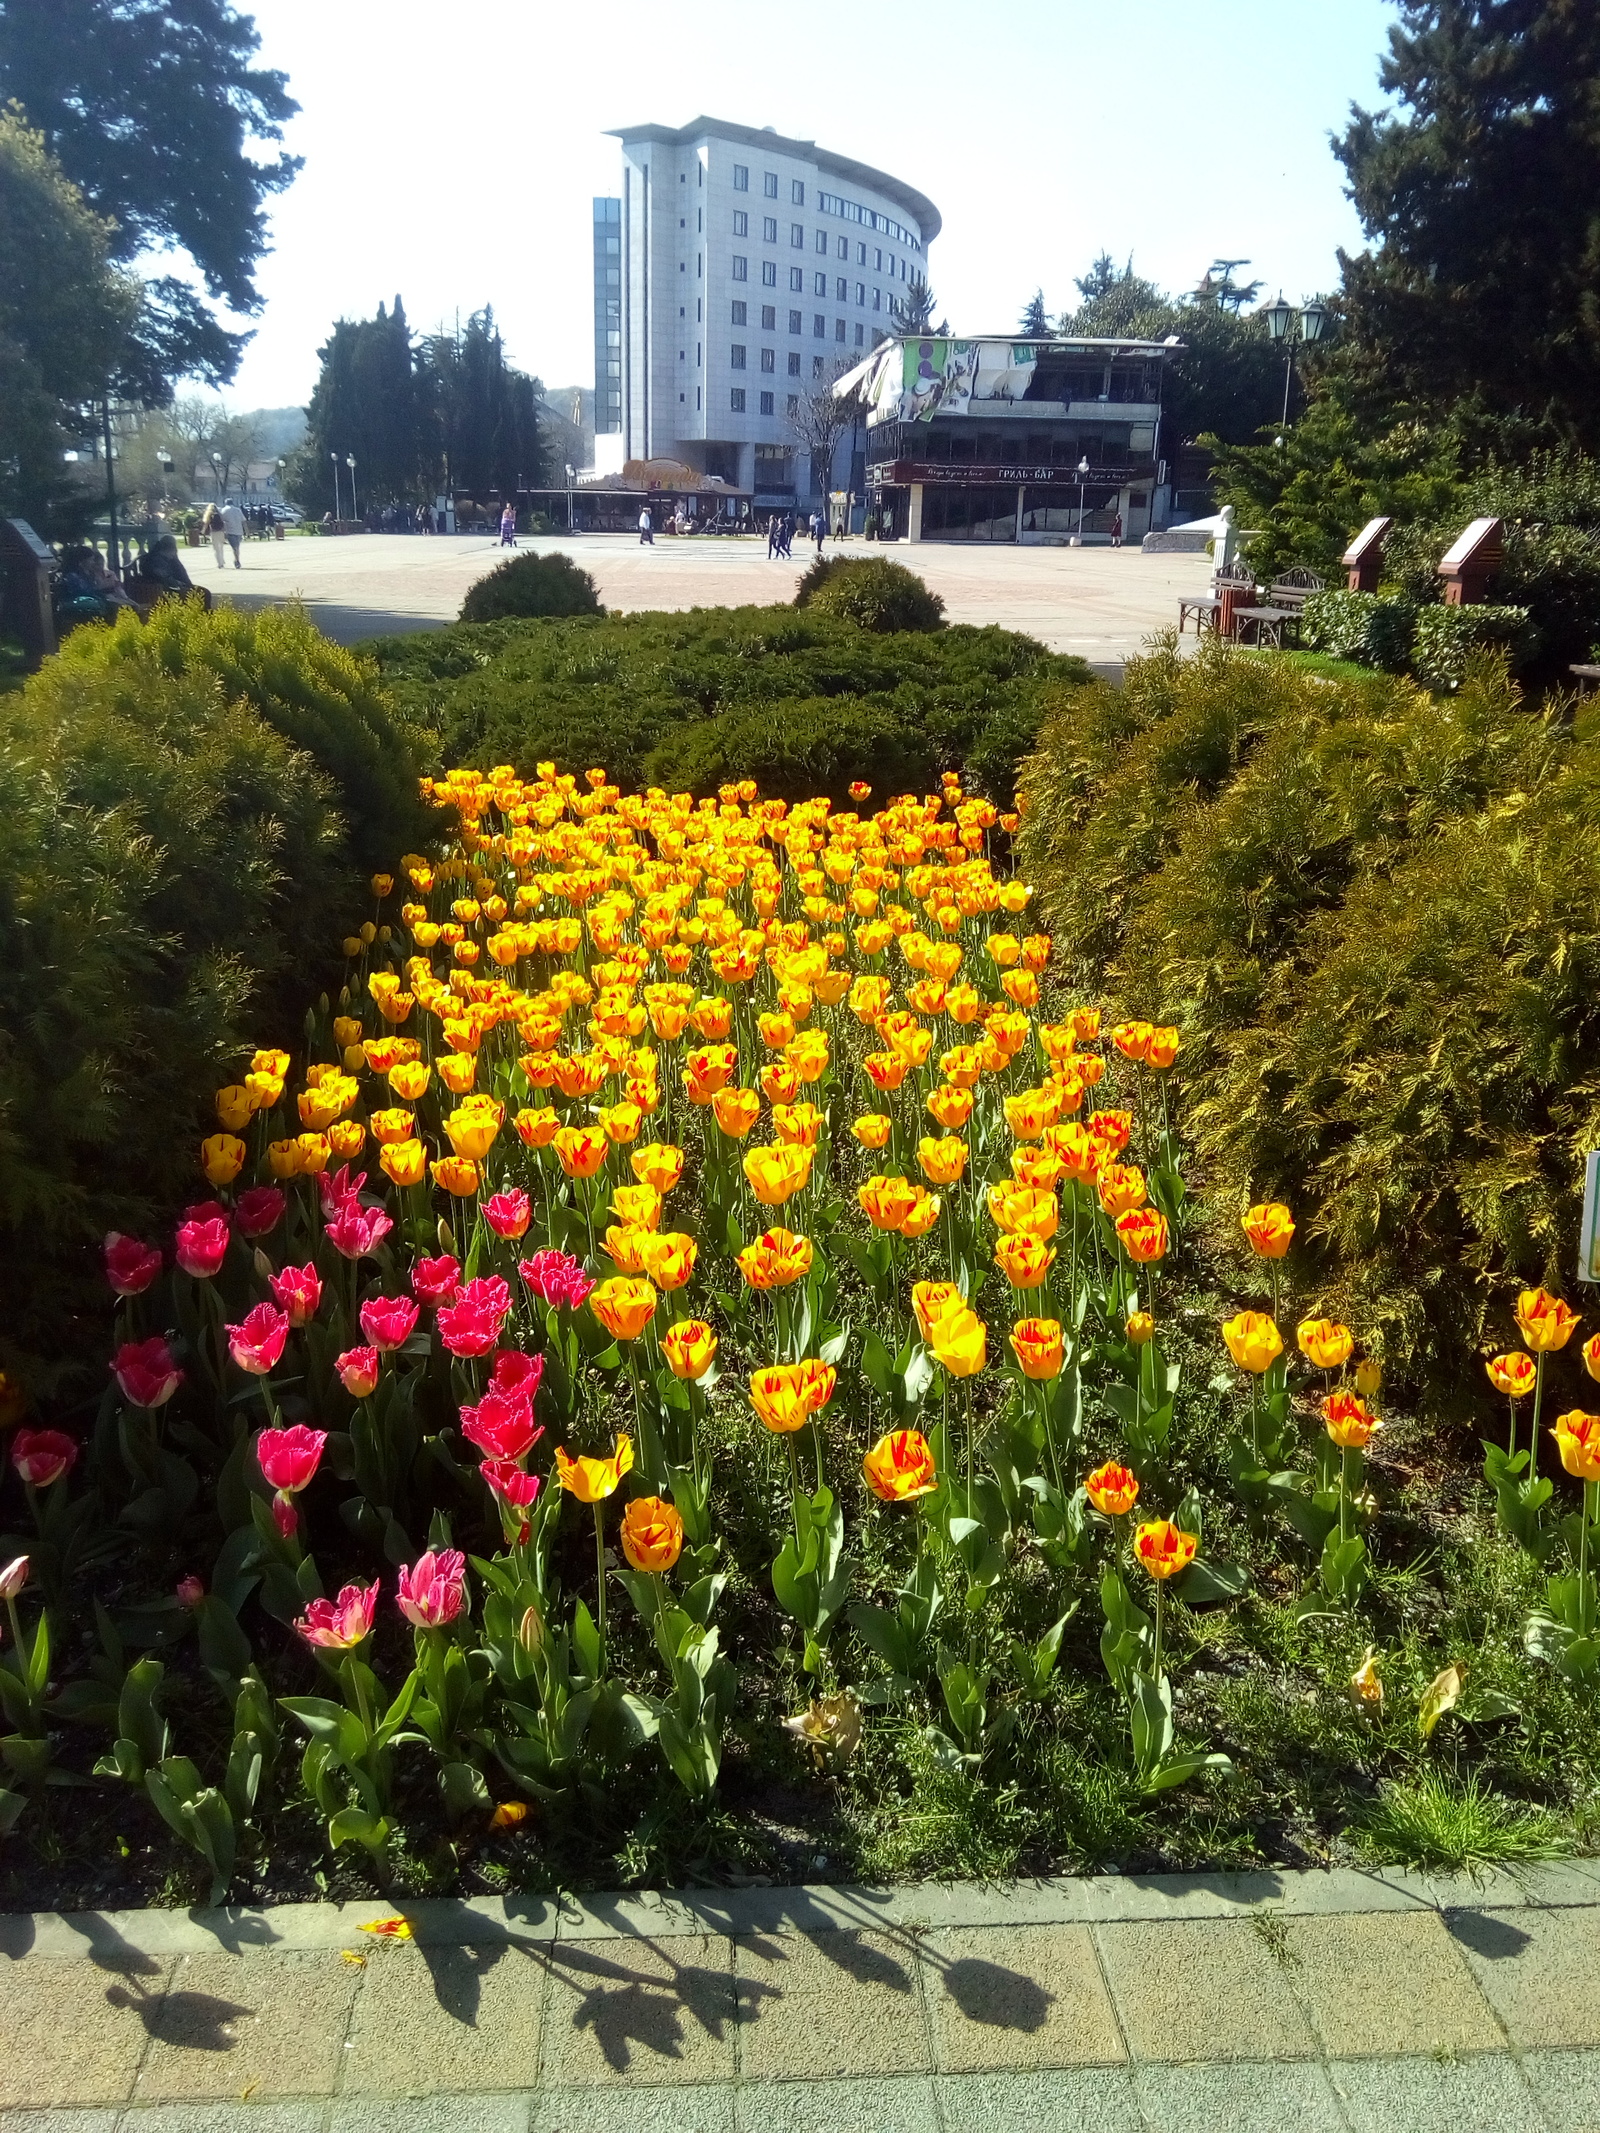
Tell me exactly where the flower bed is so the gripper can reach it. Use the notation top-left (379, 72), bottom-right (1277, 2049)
top-left (2, 761), bottom-right (1596, 1904)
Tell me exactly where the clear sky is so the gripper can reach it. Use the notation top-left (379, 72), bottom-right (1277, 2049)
top-left (218, 0), bottom-right (1400, 410)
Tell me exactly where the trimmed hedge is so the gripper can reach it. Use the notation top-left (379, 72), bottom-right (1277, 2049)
top-left (1410, 603), bottom-right (1533, 692)
top-left (1301, 588), bottom-right (1419, 671)
top-left (458, 551), bottom-right (603, 624)
top-left (371, 605), bottom-right (1088, 808)
top-left (793, 555), bottom-right (947, 633)
top-left (1016, 635), bottom-right (1600, 1400)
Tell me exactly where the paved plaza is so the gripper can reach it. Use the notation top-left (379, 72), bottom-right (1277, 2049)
top-left (206, 532), bottom-right (1211, 667)
top-left (3, 1861), bottom-right (1599, 2132)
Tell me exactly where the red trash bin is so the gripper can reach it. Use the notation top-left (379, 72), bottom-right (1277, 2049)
top-left (1217, 583), bottom-right (1251, 639)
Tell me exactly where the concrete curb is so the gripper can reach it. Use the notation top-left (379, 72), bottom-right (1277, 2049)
top-left (4, 1858), bottom-right (1598, 1962)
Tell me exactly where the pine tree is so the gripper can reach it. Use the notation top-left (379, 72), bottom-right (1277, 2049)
top-left (1018, 289), bottom-right (1050, 337)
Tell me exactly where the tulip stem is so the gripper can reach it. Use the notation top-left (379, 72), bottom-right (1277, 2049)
top-left (1507, 1396), bottom-right (1517, 1459)
top-left (1531, 1353), bottom-right (1545, 1483)
top-left (785, 1434), bottom-right (805, 1544)
top-left (1339, 1447), bottom-right (1350, 1545)
top-left (592, 1503), bottom-right (608, 1669)
top-left (1152, 1579), bottom-right (1164, 1680)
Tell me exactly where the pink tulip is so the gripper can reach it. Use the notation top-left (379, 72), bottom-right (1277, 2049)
top-left (360, 1294), bottom-right (420, 1352)
top-left (482, 1188), bottom-right (532, 1241)
top-left (176, 1574), bottom-right (205, 1609)
top-left (111, 1336), bottom-right (184, 1410)
top-left (226, 1302), bottom-right (289, 1377)
top-left (325, 1199), bottom-right (393, 1261)
top-left (295, 1580), bottom-right (378, 1651)
top-left (336, 1345), bottom-right (381, 1398)
top-left (104, 1232), bottom-right (162, 1297)
top-left (270, 1262), bottom-right (323, 1328)
top-left (396, 1548), bottom-right (467, 1630)
top-left (0, 1556), bottom-right (29, 1601)
top-left (460, 1389), bottom-right (540, 1463)
top-left (481, 1459), bottom-right (542, 1511)
top-left (234, 1184), bottom-right (287, 1239)
top-left (175, 1213), bottom-right (230, 1280)
top-left (411, 1252), bottom-right (462, 1306)
top-left (436, 1275), bottom-right (511, 1358)
top-left (255, 1422), bottom-right (327, 1494)
top-left (519, 1249), bottom-right (595, 1309)
top-left (490, 1349), bottom-right (545, 1402)
top-left (317, 1165), bottom-right (367, 1218)
top-left (12, 1429), bottom-right (78, 1488)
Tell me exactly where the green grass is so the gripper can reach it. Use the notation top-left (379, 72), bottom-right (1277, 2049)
top-left (1356, 1770), bottom-right (1567, 1874)
top-left (1236, 646), bottom-right (1389, 684)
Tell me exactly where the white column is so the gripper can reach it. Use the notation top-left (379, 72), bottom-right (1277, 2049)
top-left (907, 484), bottom-right (924, 543)
top-left (1014, 485), bottom-right (1025, 543)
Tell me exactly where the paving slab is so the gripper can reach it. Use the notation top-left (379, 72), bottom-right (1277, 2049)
top-left (118, 2110), bottom-right (328, 2133)
top-left (0, 2115), bottom-right (125, 2133)
top-left (1133, 2057), bottom-right (1350, 2133)
top-left (0, 1957), bottom-right (171, 2109)
top-left (130, 1948), bottom-right (360, 2104)
top-left (531, 2085), bottom-right (734, 2133)
top-left (1520, 2046), bottom-right (1600, 2133)
top-left (731, 2074), bottom-right (941, 2133)
top-left (342, 1941), bottom-right (547, 2095)
top-left (1329, 2050), bottom-right (1547, 2133)
top-left (1093, 1916), bottom-right (1318, 2062)
top-left (1285, 1909), bottom-right (1505, 2057)
top-left (539, 1932), bottom-right (736, 2087)
top-left (732, 1930), bottom-right (928, 2082)
top-left (1448, 1903), bottom-right (1600, 2049)
top-left (327, 2098), bottom-right (531, 2133)
top-left (921, 1922), bottom-right (1124, 2071)
top-left (937, 2066), bottom-right (1145, 2133)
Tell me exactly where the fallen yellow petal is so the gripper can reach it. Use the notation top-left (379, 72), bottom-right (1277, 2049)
top-left (339, 1949), bottom-right (368, 1967)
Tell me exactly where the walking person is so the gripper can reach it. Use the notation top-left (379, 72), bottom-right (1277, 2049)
top-left (638, 505), bottom-right (653, 545)
top-left (767, 514), bottom-right (779, 559)
top-left (220, 498), bottom-right (245, 568)
top-left (499, 502), bottom-right (517, 547)
top-left (1110, 510), bottom-right (1124, 549)
top-left (811, 509), bottom-right (825, 555)
top-left (204, 504), bottom-right (227, 571)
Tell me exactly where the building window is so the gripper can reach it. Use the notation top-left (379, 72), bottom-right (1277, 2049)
top-left (787, 393), bottom-right (799, 415)
top-left (731, 343), bottom-right (747, 368)
top-left (859, 242), bottom-right (868, 265)
top-left (697, 386), bottom-right (702, 407)
top-left (815, 229), bottom-right (827, 254)
top-left (787, 351), bottom-right (801, 376)
top-left (855, 323), bottom-right (865, 346)
top-left (872, 288), bottom-right (882, 311)
top-left (733, 164), bottom-right (748, 191)
top-left (855, 282), bottom-right (865, 305)
top-left (762, 260), bottom-right (777, 287)
top-left (791, 222), bottom-right (804, 248)
top-left (760, 347), bottom-right (775, 372)
top-left (788, 308), bottom-right (802, 333)
top-left (763, 216), bottom-right (778, 242)
top-left (697, 253), bottom-right (702, 277)
top-left (764, 171), bottom-right (778, 197)
top-left (812, 355), bottom-right (826, 377)
top-left (835, 277), bottom-right (846, 301)
top-left (732, 255), bottom-right (747, 281)
top-left (790, 267), bottom-right (803, 292)
top-left (792, 179), bottom-right (805, 204)
top-left (813, 313), bottom-right (826, 337)
top-left (697, 342), bottom-right (702, 365)
top-left (760, 390), bottom-right (774, 414)
top-left (733, 210), bottom-right (748, 236)
top-left (874, 247), bottom-right (883, 270)
top-left (697, 208), bottom-right (702, 231)
top-left (813, 271), bottom-right (826, 296)
top-left (835, 318), bottom-right (846, 341)
top-left (761, 304), bottom-right (776, 328)
top-left (731, 300), bottom-right (747, 324)
top-left (731, 387), bottom-right (746, 411)
top-left (836, 235), bottom-right (848, 259)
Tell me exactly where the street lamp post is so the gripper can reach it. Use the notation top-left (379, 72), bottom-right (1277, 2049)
top-left (211, 450), bottom-right (225, 504)
top-left (1075, 455), bottom-right (1091, 543)
top-left (1264, 294), bottom-right (1330, 426)
top-left (346, 453), bottom-right (358, 524)
top-left (330, 452), bottom-right (342, 523)
top-left (565, 462), bottom-right (575, 532)
top-left (156, 448), bottom-right (173, 510)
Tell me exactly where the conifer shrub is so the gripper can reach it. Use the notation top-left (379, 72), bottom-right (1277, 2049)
top-left (458, 551), bottom-right (603, 624)
top-left (1017, 636), bottom-right (1600, 1396)
top-left (793, 555), bottom-right (947, 633)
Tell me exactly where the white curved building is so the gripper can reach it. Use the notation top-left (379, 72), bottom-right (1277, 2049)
top-left (602, 117), bottom-right (940, 506)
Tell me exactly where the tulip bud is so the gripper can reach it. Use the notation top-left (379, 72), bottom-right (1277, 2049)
top-left (176, 1574), bottom-right (204, 1609)
top-left (0, 1555), bottom-right (29, 1601)
top-left (272, 1491), bottom-right (299, 1539)
top-left (1354, 1357), bottom-right (1382, 1397)
top-left (518, 1602), bottom-right (545, 1655)
top-left (253, 1246), bottom-right (275, 1285)
top-left (438, 1216), bottom-right (455, 1254)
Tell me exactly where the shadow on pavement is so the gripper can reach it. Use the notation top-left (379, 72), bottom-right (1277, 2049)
top-left (215, 590), bottom-right (449, 643)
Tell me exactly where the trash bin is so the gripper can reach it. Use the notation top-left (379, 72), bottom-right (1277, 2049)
top-left (1217, 582), bottom-right (1252, 639)
top-left (0, 518), bottom-right (58, 669)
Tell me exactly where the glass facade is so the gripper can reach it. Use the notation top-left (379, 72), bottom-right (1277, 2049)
top-left (592, 197), bottom-right (621, 433)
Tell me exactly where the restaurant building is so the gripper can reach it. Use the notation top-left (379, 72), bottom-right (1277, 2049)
top-left (842, 335), bottom-right (1177, 542)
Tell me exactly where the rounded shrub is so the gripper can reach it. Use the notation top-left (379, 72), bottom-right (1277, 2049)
top-left (793, 556), bottom-right (946, 634)
top-left (459, 552), bottom-right (603, 625)
top-left (643, 694), bottom-right (938, 807)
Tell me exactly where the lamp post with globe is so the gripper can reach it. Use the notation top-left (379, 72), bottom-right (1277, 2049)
top-left (1263, 295), bottom-right (1330, 427)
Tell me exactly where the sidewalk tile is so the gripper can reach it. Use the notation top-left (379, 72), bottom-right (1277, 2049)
top-left (733, 1931), bottom-right (928, 2081)
top-left (0, 2115), bottom-right (124, 2133)
top-left (1134, 2059), bottom-right (1347, 2133)
top-left (1328, 2051), bottom-right (1544, 2133)
top-left (1093, 1919), bottom-right (1317, 2062)
top-left (531, 2087), bottom-right (733, 2133)
top-left (540, 1933), bottom-right (735, 2087)
top-left (113, 2110), bottom-right (326, 2133)
top-left (938, 2067), bottom-right (1144, 2132)
top-left (133, 1949), bottom-right (359, 2102)
top-left (0, 1957), bottom-right (171, 2108)
top-left (1285, 1910), bottom-right (1503, 2056)
top-left (732, 2075), bottom-right (940, 2132)
top-left (921, 1924), bottom-right (1124, 2071)
top-left (1520, 2046), bottom-right (1600, 2132)
top-left (342, 1942), bottom-right (545, 2094)
top-left (328, 2098), bottom-right (530, 2133)
top-left (1448, 1906), bottom-right (1600, 2048)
